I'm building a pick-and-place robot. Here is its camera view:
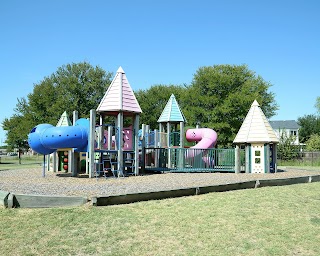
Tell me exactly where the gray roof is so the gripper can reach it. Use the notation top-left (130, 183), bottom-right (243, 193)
top-left (269, 120), bottom-right (300, 130)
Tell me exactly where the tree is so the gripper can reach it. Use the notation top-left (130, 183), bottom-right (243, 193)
top-left (27, 62), bottom-right (112, 123)
top-left (306, 134), bottom-right (320, 151)
top-left (277, 131), bottom-right (299, 160)
top-left (315, 96), bottom-right (320, 115)
top-left (182, 64), bottom-right (278, 146)
top-left (135, 84), bottom-right (187, 129)
top-left (2, 115), bottom-right (29, 151)
top-left (2, 62), bottom-right (112, 149)
top-left (298, 97), bottom-right (320, 142)
top-left (298, 115), bottom-right (320, 143)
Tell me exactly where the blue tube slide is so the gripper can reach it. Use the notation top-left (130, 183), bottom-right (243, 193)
top-left (28, 118), bottom-right (89, 155)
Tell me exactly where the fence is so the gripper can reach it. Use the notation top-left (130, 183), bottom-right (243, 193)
top-left (143, 147), bottom-right (243, 173)
top-left (278, 151), bottom-right (320, 166)
top-left (298, 151), bottom-right (320, 165)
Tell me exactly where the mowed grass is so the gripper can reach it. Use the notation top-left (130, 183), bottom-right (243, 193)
top-left (0, 155), bottom-right (42, 170)
top-left (1, 183), bottom-right (320, 256)
top-left (278, 159), bottom-right (320, 168)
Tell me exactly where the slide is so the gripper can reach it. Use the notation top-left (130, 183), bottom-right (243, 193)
top-left (28, 118), bottom-right (90, 155)
top-left (185, 128), bottom-right (218, 165)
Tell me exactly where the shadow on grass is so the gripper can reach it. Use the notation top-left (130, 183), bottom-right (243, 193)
top-left (0, 161), bottom-right (42, 171)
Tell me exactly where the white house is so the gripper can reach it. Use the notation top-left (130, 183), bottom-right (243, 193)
top-left (269, 120), bottom-right (300, 145)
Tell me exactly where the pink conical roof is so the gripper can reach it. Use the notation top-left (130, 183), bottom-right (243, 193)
top-left (96, 67), bottom-right (142, 114)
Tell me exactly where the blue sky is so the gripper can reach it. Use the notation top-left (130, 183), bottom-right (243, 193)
top-left (1, 0), bottom-right (319, 145)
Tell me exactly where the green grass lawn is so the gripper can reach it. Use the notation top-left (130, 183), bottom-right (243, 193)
top-left (0, 155), bottom-right (42, 171)
top-left (1, 182), bottom-right (320, 255)
top-left (278, 159), bottom-right (320, 168)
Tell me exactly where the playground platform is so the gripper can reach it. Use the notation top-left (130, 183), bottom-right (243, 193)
top-left (1, 167), bottom-right (320, 198)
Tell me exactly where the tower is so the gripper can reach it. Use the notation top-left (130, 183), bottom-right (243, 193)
top-left (95, 67), bottom-right (142, 177)
top-left (157, 94), bottom-right (186, 168)
top-left (233, 100), bottom-right (279, 173)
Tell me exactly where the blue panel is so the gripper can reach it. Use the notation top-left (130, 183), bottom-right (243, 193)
top-left (28, 118), bottom-right (90, 155)
top-left (41, 126), bottom-right (88, 149)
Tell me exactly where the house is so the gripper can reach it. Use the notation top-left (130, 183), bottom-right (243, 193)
top-left (269, 120), bottom-right (300, 145)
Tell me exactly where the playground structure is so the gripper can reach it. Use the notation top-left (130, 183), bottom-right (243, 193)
top-left (28, 67), bottom-right (279, 177)
top-left (233, 100), bottom-right (279, 173)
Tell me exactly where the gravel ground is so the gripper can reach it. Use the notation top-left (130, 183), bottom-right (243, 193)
top-left (1, 167), bottom-right (320, 198)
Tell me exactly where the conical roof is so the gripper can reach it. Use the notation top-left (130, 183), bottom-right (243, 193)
top-left (56, 111), bottom-right (72, 127)
top-left (96, 66), bottom-right (142, 114)
top-left (233, 100), bottom-right (279, 143)
top-left (157, 94), bottom-right (186, 123)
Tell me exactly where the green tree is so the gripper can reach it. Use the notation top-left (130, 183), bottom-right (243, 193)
top-left (315, 96), bottom-right (320, 115)
top-left (277, 131), bottom-right (299, 160)
top-left (135, 84), bottom-right (187, 129)
top-left (2, 62), bottom-right (112, 149)
top-left (28, 62), bottom-right (112, 123)
top-left (306, 134), bottom-right (320, 151)
top-left (183, 64), bottom-right (278, 146)
top-left (298, 97), bottom-right (320, 142)
top-left (2, 115), bottom-right (29, 151)
top-left (298, 114), bottom-right (320, 143)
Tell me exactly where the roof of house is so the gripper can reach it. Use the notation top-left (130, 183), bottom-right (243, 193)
top-left (233, 100), bottom-right (279, 144)
top-left (96, 66), bottom-right (142, 114)
top-left (56, 111), bottom-right (72, 127)
top-left (157, 94), bottom-right (186, 123)
top-left (269, 120), bottom-right (300, 130)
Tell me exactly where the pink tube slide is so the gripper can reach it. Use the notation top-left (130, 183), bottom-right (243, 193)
top-left (185, 128), bottom-right (218, 159)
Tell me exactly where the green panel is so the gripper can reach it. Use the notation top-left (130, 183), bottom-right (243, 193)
top-left (170, 132), bottom-right (180, 146)
top-left (58, 151), bottom-right (69, 172)
top-left (144, 148), bottom-right (237, 173)
top-left (247, 145), bottom-right (252, 173)
top-left (264, 144), bottom-right (268, 173)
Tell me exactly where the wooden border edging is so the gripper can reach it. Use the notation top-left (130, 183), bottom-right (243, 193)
top-left (256, 176), bottom-right (311, 188)
top-left (12, 194), bottom-right (88, 208)
top-left (198, 181), bottom-right (256, 194)
top-left (310, 175), bottom-right (320, 182)
top-left (92, 188), bottom-right (196, 206)
top-left (92, 181), bottom-right (256, 206)
top-left (0, 190), bottom-right (10, 208)
top-left (3, 175), bottom-right (320, 208)
top-left (92, 176), bottom-right (320, 207)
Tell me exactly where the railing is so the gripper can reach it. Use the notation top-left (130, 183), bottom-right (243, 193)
top-left (150, 132), bottom-right (182, 148)
top-left (143, 147), bottom-right (239, 173)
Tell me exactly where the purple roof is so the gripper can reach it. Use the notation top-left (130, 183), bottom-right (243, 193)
top-left (97, 67), bottom-right (142, 114)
